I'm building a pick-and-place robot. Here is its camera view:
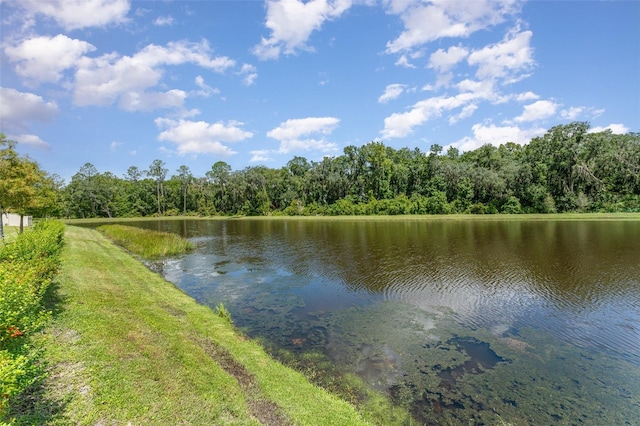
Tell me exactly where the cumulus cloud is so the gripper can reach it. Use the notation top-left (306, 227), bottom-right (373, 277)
top-left (428, 45), bottom-right (469, 72)
top-left (0, 87), bottom-right (58, 150)
top-left (514, 100), bottom-right (558, 123)
top-left (253, 0), bottom-right (352, 60)
top-left (119, 90), bottom-right (187, 112)
top-left (395, 54), bottom-right (416, 68)
top-left (0, 87), bottom-right (58, 133)
top-left (250, 149), bottom-right (273, 163)
top-left (448, 104), bottom-right (478, 124)
top-left (193, 76), bottom-right (220, 98)
top-left (560, 106), bottom-right (584, 120)
top-left (382, 19), bottom-right (535, 139)
top-left (381, 79), bottom-right (499, 138)
top-left (515, 91), bottom-right (539, 102)
top-left (4, 34), bottom-right (96, 86)
top-left (267, 117), bottom-right (340, 153)
top-left (385, 0), bottom-right (519, 53)
top-left (452, 123), bottom-right (546, 152)
top-left (7, 134), bottom-right (51, 150)
top-left (467, 28), bottom-right (534, 83)
top-left (378, 84), bottom-right (406, 103)
top-left (155, 118), bottom-right (253, 156)
top-left (18, 0), bottom-right (130, 30)
top-left (238, 64), bottom-right (258, 86)
top-left (74, 40), bottom-right (235, 109)
top-left (589, 124), bottom-right (629, 134)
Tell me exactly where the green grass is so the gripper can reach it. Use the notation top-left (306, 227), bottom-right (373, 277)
top-left (11, 226), bottom-right (372, 425)
top-left (236, 212), bottom-right (640, 221)
top-left (65, 212), bottom-right (640, 227)
top-left (96, 224), bottom-right (194, 258)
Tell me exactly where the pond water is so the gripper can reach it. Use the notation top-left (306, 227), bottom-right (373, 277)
top-left (113, 218), bottom-right (640, 424)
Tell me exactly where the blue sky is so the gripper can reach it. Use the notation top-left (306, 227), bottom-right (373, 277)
top-left (1, 0), bottom-right (638, 182)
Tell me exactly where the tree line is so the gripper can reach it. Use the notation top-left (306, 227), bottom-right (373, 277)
top-left (2, 122), bottom-right (639, 223)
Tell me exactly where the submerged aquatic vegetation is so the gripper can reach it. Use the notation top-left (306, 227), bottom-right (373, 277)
top-left (97, 224), bottom-right (193, 258)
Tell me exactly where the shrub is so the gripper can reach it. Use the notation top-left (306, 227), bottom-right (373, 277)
top-left (0, 220), bottom-right (64, 416)
top-left (501, 196), bottom-right (522, 214)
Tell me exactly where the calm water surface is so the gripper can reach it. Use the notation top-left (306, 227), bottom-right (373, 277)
top-left (125, 218), bottom-right (640, 424)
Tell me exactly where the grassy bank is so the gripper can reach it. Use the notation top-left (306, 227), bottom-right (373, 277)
top-left (65, 211), bottom-right (640, 226)
top-left (13, 226), bottom-right (372, 425)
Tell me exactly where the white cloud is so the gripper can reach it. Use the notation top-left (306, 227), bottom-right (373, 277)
top-left (0, 87), bottom-right (58, 134)
top-left (19, 0), bottom-right (130, 30)
top-left (428, 45), bottom-right (469, 72)
top-left (154, 16), bottom-right (175, 26)
top-left (74, 40), bottom-right (235, 109)
top-left (452, 123), bottom-right (546, 152)
top-left (515, 91), bottom-right (539, 102)
top-left (467, 28), bottom-right (534, 83)
top-left (589, 124), bottom-right (629, 134)
top-left (267, 117), bottom-right (340, 153)
top-left (4, 34), bottom-right (96, 86)
top-left (253, 0), bottom-right (352, 60)
top-left (193, 76), bottom-right (220, 97)
top-left (381, 80), bottom-right (499, 138)
top-left (560, 106), bottom-right (584, 120)
top-left (559, 105), bottom-right (608, 121)
top-left (395, 54), bottom-right (416, 68)
top-left (7, 134), bottom-right (51, 150)
top-left (378, 84), bottom-right (406, 103)
top-left (250, 149), bottom-right (273, 163)
top-left (385, 0), bottom-right (519, 53)
top-left (448, 104), bottom-right (478, 124)
top-left (514, 100), bottom-right (558, 123)
top-left (238, 64), bottom-right (258, 86)
top-left (119, 90), bottom-right (187, 112)
top-left (110, 141), bottom-right (123, 151)
top-left (155, 118), bottom-right (253, 156)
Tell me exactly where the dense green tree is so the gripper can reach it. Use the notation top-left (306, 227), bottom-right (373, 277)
top-left (16, 122), bottom-right (638, 219)
top-left (147, 159), bottom-right (168, 215)
top-left (175, 165), bottom-right (193, 215)
top-left (0, 135), bottom-right (57, 236)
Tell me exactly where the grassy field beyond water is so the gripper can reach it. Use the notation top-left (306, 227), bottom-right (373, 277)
top-left (16, 226), bottom-right (373, 425)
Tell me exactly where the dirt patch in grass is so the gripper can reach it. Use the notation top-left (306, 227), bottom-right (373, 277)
top-left (195, 337), bottom-right (291, 426)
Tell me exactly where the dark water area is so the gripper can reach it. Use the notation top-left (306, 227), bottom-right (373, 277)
top-left (96, 218), bottom-right (640, 424)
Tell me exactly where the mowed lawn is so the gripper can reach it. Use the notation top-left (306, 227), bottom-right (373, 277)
top-left (23, 225), bottom-right (371, 425)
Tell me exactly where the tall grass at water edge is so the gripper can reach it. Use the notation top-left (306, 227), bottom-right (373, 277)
top-left (96, 224), bottom-right (193, 258)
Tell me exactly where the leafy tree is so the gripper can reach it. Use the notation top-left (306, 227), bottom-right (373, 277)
top-left (24, 121), bottom-right (639, 218)
top-left (147, 159), bottom-right (168, 215)
top-left (207, 161), bottom-right (232, 213)
top-left (176, 165), bottom-right (193, 215)
top-left (0, 135), bottom-right (56, 236)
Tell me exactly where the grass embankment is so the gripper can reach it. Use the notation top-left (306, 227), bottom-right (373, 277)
top-left (97, 224), bottom-right (194, 258)
top-left (12, 225), bottom-right (371, 425)
top-left (65, 211), bottom-right (640, 227)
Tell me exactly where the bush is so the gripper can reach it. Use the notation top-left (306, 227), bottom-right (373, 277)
top-left (0, 220), bottom-right (64, 416)
top-left (501, 196), bottom-right (522, 214)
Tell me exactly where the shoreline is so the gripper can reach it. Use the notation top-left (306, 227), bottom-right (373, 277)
top-left (25, 225), bottom-right (377, 425)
